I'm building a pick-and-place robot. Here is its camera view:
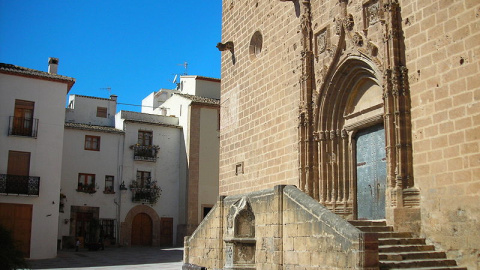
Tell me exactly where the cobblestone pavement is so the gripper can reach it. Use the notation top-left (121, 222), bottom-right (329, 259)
top-left (27, 247), bottom-right (183, 270)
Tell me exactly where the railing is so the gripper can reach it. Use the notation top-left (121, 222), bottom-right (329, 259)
top-left (8, 116), bottom-right (39, 138)
top-left (130, 180), bottom-right (162, 204)
top-left (131, 145), bottom-right (159, 162)
top-left (0, 174), bottom-right (40, 196)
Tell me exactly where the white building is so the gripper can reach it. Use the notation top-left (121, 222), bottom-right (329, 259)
top-left (59, 75), bottom-right (220, 248)
top-left (59, 94), bottom-right (124, 249)
top-left (0, 59), bottom-right (75, 259)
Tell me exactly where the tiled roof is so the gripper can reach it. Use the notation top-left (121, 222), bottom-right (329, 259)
top-left (65, 122), bottom-right (124, 134)
top-left (175, 93), bottom-right (220, 105)
top-left (72, 94), bottom-right (116, 101)
top-left (0, 63), bottom-right (76, 90)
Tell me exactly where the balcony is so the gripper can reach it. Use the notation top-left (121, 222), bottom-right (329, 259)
top-left (129, 180), bottom-right (162, 204)
top-left (8, 116), bottom-right (39, 138)
top-left (0, 174), bottom-right (40, 196)
top-left (131, 145), bottom-right (159, 162)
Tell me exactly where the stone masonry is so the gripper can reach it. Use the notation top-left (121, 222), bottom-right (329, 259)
top-left (190, 0), bottom-right (480, 269)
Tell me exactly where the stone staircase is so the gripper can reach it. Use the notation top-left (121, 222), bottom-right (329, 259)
top-left (349, 220), bottom-right (467, 270)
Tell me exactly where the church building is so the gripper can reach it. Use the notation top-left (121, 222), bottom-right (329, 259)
top-left (184, 1), bottom-right (479, 269)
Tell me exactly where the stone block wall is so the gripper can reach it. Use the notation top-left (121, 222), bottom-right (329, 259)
top-left (402, 1), bottom-right (480, 268)
top-left (184, 185), bottom-right (377, 269)
top-left (184, 196), bottom-right (225, 269)
top-left (219, 0), bottom-right (302, 196)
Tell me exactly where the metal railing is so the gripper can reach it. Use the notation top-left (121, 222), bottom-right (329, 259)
top-left (0, 174), bottom-right (40, 196)
top-left (132, 145), bottom-right (159, 162)
top-left (8, 116), bottom-right (39, 138)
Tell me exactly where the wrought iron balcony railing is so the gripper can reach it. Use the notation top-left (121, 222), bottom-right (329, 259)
top-left (0, 174), bottom-right (40, 196)
top-left (129, 180), bottom-right (162, 204)
top-left (131, 145), bottom-right (159, 162)
top-left (8, 116), bottom-right (39, 138)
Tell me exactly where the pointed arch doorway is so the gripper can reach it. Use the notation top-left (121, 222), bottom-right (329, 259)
top-left (313, 57), bottom-right (388, 220)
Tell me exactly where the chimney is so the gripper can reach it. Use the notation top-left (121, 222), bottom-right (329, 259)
top-left (48, 57), bottom-right (59, 74)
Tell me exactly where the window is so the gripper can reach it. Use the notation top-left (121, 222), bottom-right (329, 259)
top-left (136, 171), bottom-right (151, 187)
top-left (85, 135), bottom-right (100, 151)
top-left (99, 219), bottom-right (116, 244)
top-left (96, 107), bottom-right (107, 118)
top-left (77, 173), bottom-right (95, 193)
top-left (11, 99), bottom-right (37, 137)
top-left (138, 130), bottom-right (152, 146)
top-left (104, 175), bottom-right (114, 193)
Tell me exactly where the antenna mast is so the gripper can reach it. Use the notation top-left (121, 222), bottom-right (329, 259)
top-left (100, 87), bottom-right (112, 96)
top-left (177, 61), bottom-right (188, 75)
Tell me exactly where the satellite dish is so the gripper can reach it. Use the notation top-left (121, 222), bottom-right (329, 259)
top-left (172, 74), bottom-right (178, 83)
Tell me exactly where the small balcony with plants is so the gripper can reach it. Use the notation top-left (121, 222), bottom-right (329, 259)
top-left (130, 144), bottom-right (159, 162)
top-left (129, 179), bottom-right (162, 204)
top-left (0, 174), bottom-right (40, 196)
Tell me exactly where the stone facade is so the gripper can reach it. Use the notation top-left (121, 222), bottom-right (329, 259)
top-left (189, 0), bottom-right (479, 269)
top-left (184, 185), bottom-right (378, 270)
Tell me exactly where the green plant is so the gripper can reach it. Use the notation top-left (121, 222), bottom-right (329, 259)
top-left (0, 225), bottom-right (29, 270)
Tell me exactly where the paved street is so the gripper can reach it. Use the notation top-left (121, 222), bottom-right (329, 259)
top-left (27, 247), bottom-right (184, 270)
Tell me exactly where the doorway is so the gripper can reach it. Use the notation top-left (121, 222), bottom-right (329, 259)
top-left (131, 213), bottom-right (152, 246)
top-left (160, 217), bottom-right (173, 247)
top-left (355, 125), bottom-right (387, 220)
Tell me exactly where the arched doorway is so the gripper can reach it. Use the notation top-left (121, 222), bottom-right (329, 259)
top-left (131, 213), bottom-right (152, 246)
top-left (313, 57), bottom-right (385, 220)
top-left (121, 205), bottom-right (161, 246)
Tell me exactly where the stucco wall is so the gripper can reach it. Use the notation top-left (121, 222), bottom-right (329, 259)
top-left (59, 128), bottom-right (123, 240)
top-left (0, 73), bottom-right (69, 259)
top-left (119, 121), bottom-right (182, 246)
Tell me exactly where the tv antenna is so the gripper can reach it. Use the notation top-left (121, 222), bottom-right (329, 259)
top-left (100, 87), bottom-right (112, 96)
top-left (177, 61), bottom-right (188, 75)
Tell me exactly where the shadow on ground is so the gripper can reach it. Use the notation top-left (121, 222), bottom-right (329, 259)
top-left (28, 247), bottom-right (183, 269)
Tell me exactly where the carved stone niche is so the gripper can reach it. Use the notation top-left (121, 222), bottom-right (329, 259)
top-left (225, 197), bottom-right (256, 270)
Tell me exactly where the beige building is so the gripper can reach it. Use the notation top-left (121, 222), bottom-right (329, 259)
top-left (184, 0), bottom-right (479, 269)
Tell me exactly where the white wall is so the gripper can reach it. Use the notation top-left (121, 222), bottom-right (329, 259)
top-left (179, 76), bottom-right (220, 99)
top-left (119, 120), bottom-right (182, 245)
top-left (0, 73), bottom-right (69, 259)
top-left (66, 95), bottom-right (117, 126)
top-left (59, 128), bottom-right (123, 238)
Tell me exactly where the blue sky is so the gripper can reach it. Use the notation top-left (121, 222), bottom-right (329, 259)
top-left (0, 1), bottom-right (222, 112)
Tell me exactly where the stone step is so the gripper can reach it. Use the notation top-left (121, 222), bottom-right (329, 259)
top-left (387, 267), bottom-right (467, 270)
top-left (380, 258), bottom-right (458, 269)
top-left (380, 244), bottom-right (436, 253)
top-left (356, 225), bottom-right (394, 232)
top-left (376, 231), bottom-right (414, 239)
top-left (349, 220), bottom-right (387, 227)
top-left (379, 238), bottom-right (426, 246)
top-left (350, 220), bottom-right (464, 270)
top-left (380, 251), bottom-right (447, 261)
